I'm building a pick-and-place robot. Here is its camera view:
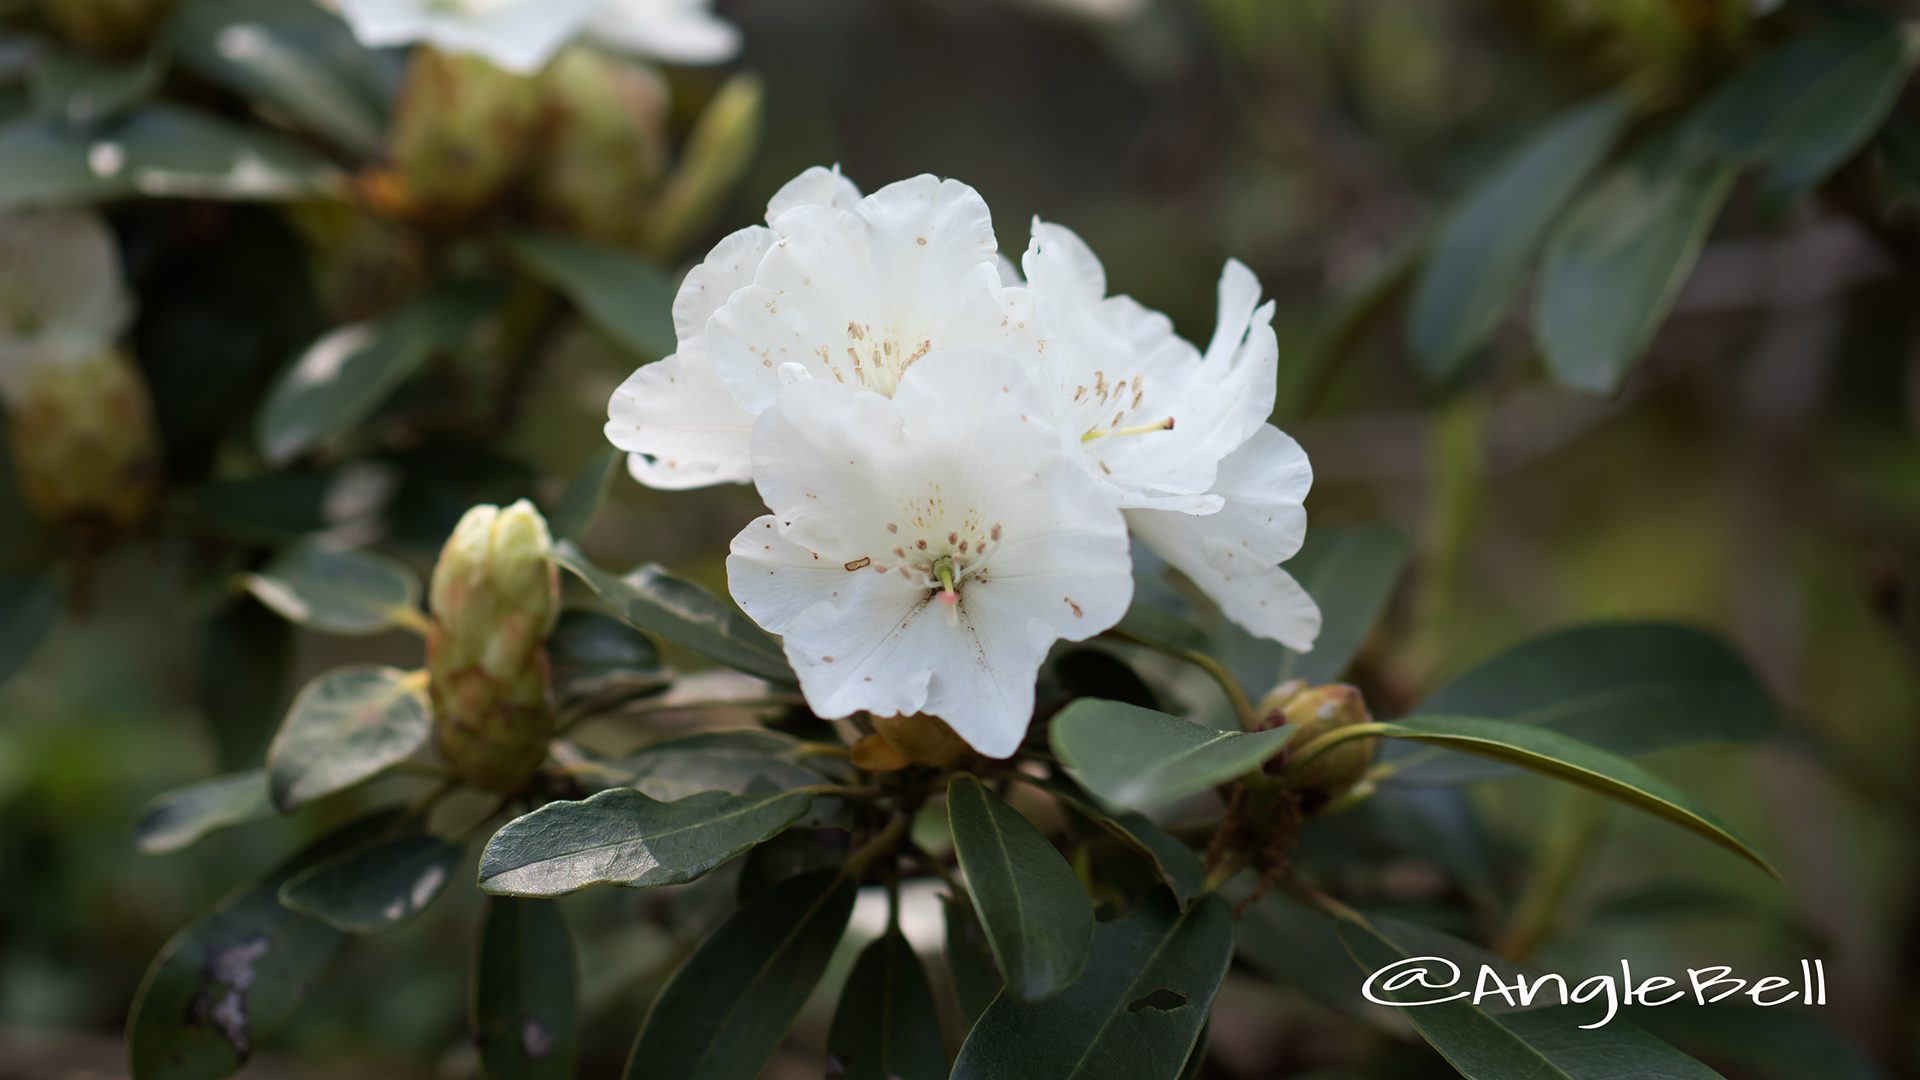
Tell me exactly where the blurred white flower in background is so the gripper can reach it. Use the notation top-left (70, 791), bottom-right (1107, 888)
top-left (0, 207), bottom-right (132, 401)
top-left (726, 349), bottom-right (1132, 757)
top-left (332, 0), bottom-right (737, 74)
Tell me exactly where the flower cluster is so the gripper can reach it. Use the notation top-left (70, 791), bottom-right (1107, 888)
top-left (333, 0), bottom-right (739, 74)
top-left (606, 168), bottom-right (1321, 756)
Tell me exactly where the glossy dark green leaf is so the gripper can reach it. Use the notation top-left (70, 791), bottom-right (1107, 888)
top-left (550, 608), bottom-right (664, 700)
top-left (168, 0), bottom-right (393, 156)
top-left (239, 545), bottom-right (422, 636)
top-left (943, 894), bottom-right (1002, 1029)
top-left (1035, 778), bottom-right (1205, 909)
top-left (1233, 890), bottom-right (1375, 1021)
top-left (1266, 522), bottom-right (1409, 687)
top-left (1050, 699), bottom-right (1293, 811)
top-left (30, 47), bottom-right (165, 128)
top-left (1634, 1003), bottom-right (1883, 1080)
top-left (278, 831), bottom-right (462, 934)
top-left (0, 103), bottom-right (340, 208)
top-left (553, 541), bottom-right (793, 684)
top-left (133, 770), bottom-right (274, 855)
top-left (625, 868), bottom-right (856, 1080)
top-left (827, 929), bottom-right (948, 1080)
top-left (1372, 716), bottom-right (1775, 876)
top-left (951, 891), bottom-right (1233, 1080)
top-left (509, 231), bottom-right (676, 357)
top-left (1410, 96), bottom-right (1630, 378)
top-left (1687, 20), bottom-right (1913, 202)
top-left (1534, 138), bottom-right (1735, 394)
top-left (0, 569), bottom-right (61, 690)
top-left (1398, 622), bottom-right (1777, 782)
top-left (127, 817), bottom-right (386, 1079)
top-left (609, 729), bottom-right (832, 803)
top-left (265, 665), bottom-right (431, 811)
top-left (478, 786), bottom-right (811, 896)
top-left (551, 447), bottom-right (621, 543)
top-left (1337, 913), bottom-right (1720, 1079)
top-left (475, 898), bottom-right (578, 1080)
top-left (201, 596), bottom-right (296, 768)
top-left (947, 775), bottom-right (1093, 1002)
top-left (256, 285), bottom-right (495, 464)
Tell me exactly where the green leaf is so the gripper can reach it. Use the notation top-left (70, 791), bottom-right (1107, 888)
top-left (256, 285), bottom-right (496, 464)
top-left (509, 231), bottom-right (676, 357)
top-left (201, 596), bottom-right (296, 768)
top-left (943, 894), bottom-right (1002, 1029)
top-left (1409, 96), bottom-right (1631, 378)
top-left (1399, 622), bottom-right (1777, 782)
top-left (168, 0), bottom-right (393, 156)
top-left (1686, 20), bottom-right (1914, 203)
top-left (1234, 891), bottom-right (1375, 1022)
top-left (1370, 715), bottom-right (1776, 876)
top-left (947, 775), bottom-right (1093, 1002)
top-left (0, 102), bottom-right (341, 208)
top-left (1049, 699), bottom-right (1294, 811)
top-left (551, 447), bottom-right (621, 543)
top-left (951, 891), bottom-right (1233, 1080)
top-left (553, 541), bottom-right (793, 685)
top-left (127, 816), bottom-right (387, 1079)
top-left (0, 569), bottom-right (61, 690)
top-left (1267, 522), bottom-right (1409, 686)
top-left (278, 831), bottom-right (462, 934)
top-left (1634, 1003), bottom-right (1884, 1080)
top-left (1336, 912), bottom-right (1721, 1079)
top-left (133, 770), bottom-right (274, 855)
top-left (478, 787), bottom-right (811, 896)
top-left (609, 729), bottom-right (833, 803)
top-left (475, 898), bottom-right (579, 1080)
top-left (827, 929), bottom-right (948, 1080)
top-left (265, 665), bottom-right (431, 811)
top-left (1534, 137), bottom-right (1736, 394)
top-left (1039, 779), bottom-right (1206, 908)
top-left (625, 868), bottom-right (855, 1080)
top-left (549, 608), bottom-right (665, 701)
top-left (30, 47), bottom-right (166, 128)
top-left (239, 545), bottom-right (422, 636)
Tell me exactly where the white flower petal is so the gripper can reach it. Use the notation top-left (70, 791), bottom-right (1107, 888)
top-left (1126, 425), bottom-right (1319, 650)
top-left (707, 175), bottom-right (1036, 411)
top-left (0, 208), bottom-right (131, 398)
top-left (765, 164), bottom-right (864, 223)
top-left (728, 347), bottom-right (1131, 756)
top-left (1201, 258), bottom-right (1280, 444)
top-left (588, 0), bottom-right (739, 64)
top-left (334, 0), bottom-right (599, 73)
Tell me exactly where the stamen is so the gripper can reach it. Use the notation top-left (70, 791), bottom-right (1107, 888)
top-left (1081, 416), bottom-right (1175, 443)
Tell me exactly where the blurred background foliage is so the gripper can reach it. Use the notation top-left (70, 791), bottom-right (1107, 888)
top-left (2, 0), bottom-right (1919, 1076)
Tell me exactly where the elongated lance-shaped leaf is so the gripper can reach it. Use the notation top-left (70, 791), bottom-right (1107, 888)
top-left (947, 775), bottom-right (1093, 1002)
top-left (127, 815), bottom-right (392, 1079)
top-left (508, 231), bottom-right (676, 357)
top-left (1410, 95), bottom-right (1631, 379)
top-left (551, 447), bottom-right (621, 543)
top-left (279, 831), bottom-right (463, 934)
top-left (0, 569), bottom-right (61, 691)
top-left (1038, 779), bottom-right (1206, 909)
top-left (475, 898), bottom-right (578, 1080)
top-left (827, 929), bottom-right (948, 1080)
top-left (553, 542), bottom-right (794, 684)
top-left (240, 544), bottom-right (422, 636)
top-left (478, 787), bottom-right (812, 896)
top-left (952, 891), bottom-right (1234, 1080)
top-left (265, 665), bottom-right (430, 811)
top-left (1050, 699), bottom-right (1293, 811)
top-left (1366, 716), bottom-right (1776, 877)
top-left (133, 770), bottom-right (274, 855)
top-left (625, 868), bottom-right (856, 1080)
top-left (944, 893), bottom-right (1002, 1029)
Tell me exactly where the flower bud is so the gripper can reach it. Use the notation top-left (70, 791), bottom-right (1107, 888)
top-left (4, 348), bottom-right (160, 535)
top-left (374, 48), bottom-right (544, 229)
top-left (428, 500), bottom-right (560, 791)
top-left (1275, 683), bottom-right (1377, 803)
top-left (531, 47), bottom-right (671, 246)
top-left (871, 713), bottom-right (972, 768)
top-left (40, 0), bottom-right (173, 54)
top-left (640, 73), bottom-right (763, 258)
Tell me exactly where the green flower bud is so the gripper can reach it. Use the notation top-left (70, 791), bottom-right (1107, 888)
top-left (641, 73), bottom-right (763, 258)
top-left (376, 48), bottom-right (544, 229)
top-left (531, 47), bottom-right (671, 247)
top-left (40, 0), bottom-right (173, 54)
top-left (428, 500), bottom-right (560, 792)
top-left (1276, 683), bottom-right (1377, 803)
top-left (4, 347), bottom-right (161, 536)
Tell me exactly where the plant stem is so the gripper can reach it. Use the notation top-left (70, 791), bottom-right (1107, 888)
top-left (1106, 627), bottom-right (1258, 728)
top-left (843, 813), bottom-right (910, 877)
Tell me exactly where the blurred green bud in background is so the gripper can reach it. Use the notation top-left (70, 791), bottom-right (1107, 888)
top-left (532, 46), bottom-right (672, 248)
top-left (428, 499), bottom-right (560, 792)
top-left (3, 347), bottom-right (160, 537)
top-left (39, 0), bottom-right (173, 55)
top-left (374, 47), bottom-right (544, 230)
top-left (640, 72), bottom-right (763, 258)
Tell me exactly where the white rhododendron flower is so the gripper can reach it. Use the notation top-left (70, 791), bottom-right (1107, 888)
top-left (0, 208), bottom-right (132, 401)
top-left (726, 349), bottom-right (1132, 757)
top-left (333, 0), bottom-right (737, 74)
